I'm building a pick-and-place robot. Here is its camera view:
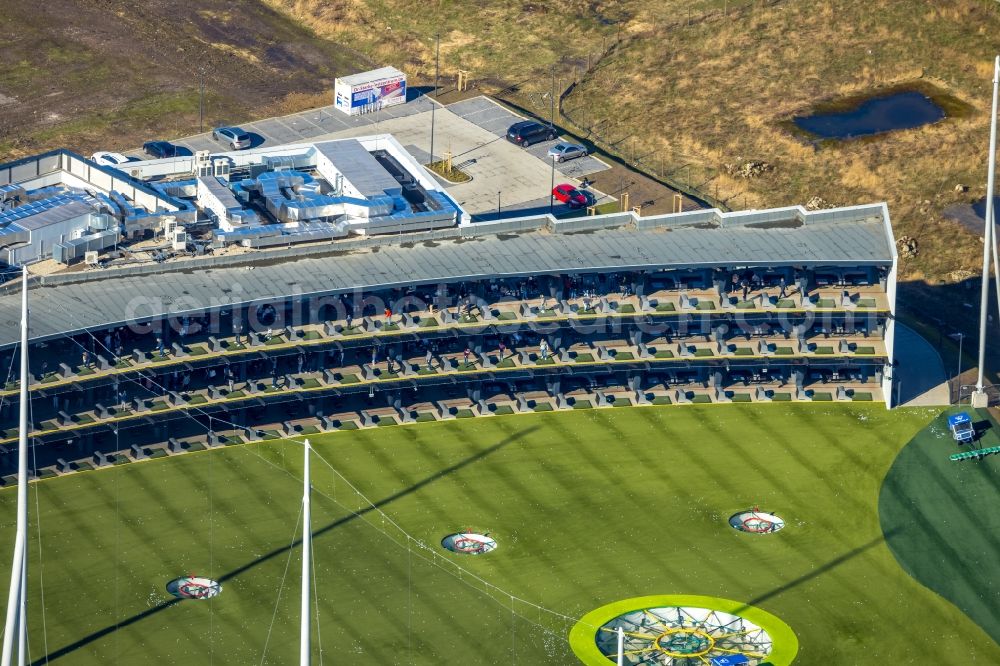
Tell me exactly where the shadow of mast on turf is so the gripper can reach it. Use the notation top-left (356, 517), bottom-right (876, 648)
top-left (34, 425), bottom-right (537, 665)
top-left (737, 527), bottom-right (902, 610)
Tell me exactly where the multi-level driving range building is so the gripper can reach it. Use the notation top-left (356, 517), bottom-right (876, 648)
top-left (0, 141), bottom-right (896, 481)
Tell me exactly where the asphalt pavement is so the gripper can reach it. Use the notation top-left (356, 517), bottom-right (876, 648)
top-left (136, 93), bottom-right (612, 218)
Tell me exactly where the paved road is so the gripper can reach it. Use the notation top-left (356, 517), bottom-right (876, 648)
top-left (160, 95), bottom-right (437, 156)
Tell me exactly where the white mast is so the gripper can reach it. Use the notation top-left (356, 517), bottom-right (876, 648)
top-left (300, 439), bottom-right (311, 666)
top-left (2, 266), bottom-right (30, 666)
top-left (616, 626), bottom-right (624, 666)
top-left (973, 56), bottom-right (1000, 408)
top-left (992, 202), bottom-right (1000, 332)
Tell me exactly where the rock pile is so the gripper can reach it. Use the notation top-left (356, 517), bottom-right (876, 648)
top-left (804, 196), bottom-right (833, 210)
top-left (896, 235), bottom-right (919, 258)
top-left (725, 161), bottom-right (773, 179)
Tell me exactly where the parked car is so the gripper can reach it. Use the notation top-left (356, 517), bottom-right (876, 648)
top-left (90, 151), bottom-right (129, 167)
top-left (142, 141), bottom-right (177, 159)
top-left (212, 126), bottom-right (252, 150)
top-left (547, 142), bottom-right (588, 162)
top-left (506, 120), bottom-right (556, 147)
top-left (552, 183), bottom-right (588, 208)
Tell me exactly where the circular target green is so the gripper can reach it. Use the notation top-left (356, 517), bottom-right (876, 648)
top-left (569, 594), bottom-right (798, 665)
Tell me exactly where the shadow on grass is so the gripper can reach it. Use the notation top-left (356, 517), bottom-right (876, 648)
top-left (878, 410), bottom-right (1000, 644)
top-left (34, 425), bottom-right (537, 665)
top-left (743, 528), bottom-right (900, 609)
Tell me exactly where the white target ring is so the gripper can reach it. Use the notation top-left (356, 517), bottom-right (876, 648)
top-left (729, 509), bottom-right (785, 534)
top-left (441, 532), bottom-right (497, 555)
top-left (167, 576), bottom-right (222, 600)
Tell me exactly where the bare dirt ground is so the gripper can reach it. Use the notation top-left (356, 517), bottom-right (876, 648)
top-left (0, 0), bottom-right (371, 159)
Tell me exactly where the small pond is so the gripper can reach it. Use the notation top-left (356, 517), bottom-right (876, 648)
top-left (793, 90), bottom-right (946, 139)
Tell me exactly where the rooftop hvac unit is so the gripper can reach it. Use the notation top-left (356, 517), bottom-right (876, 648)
top-left (84, 251), bottom-right (99, 266)
top-left (161, 215), bottom-right (178, 236)
top-left (212, 158), bottom-right (230, 178)
top-left (195, 151), bottom-right (213, 177)
top-left (171, 229), bottom-right (188, 251)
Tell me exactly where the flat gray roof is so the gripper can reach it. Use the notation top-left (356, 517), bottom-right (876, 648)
top-left (0, 203), bottom-right (894, 348)
top-left (336, 67), bottom-right (405, 87)
top-left (314, 140), bottom-right (400, 198)
top-left (0, 197), bottom-right (95, 233)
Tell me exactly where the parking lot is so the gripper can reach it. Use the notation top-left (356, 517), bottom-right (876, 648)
top-left (141, 94), bottom-right (614, 220)
top-left (162, 94), bottom-right (437, 156)
top-left (445, 97), bottom-right (609, 180)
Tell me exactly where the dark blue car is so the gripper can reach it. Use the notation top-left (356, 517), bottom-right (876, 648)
top-left (142, 141), bottom-right (177, 159)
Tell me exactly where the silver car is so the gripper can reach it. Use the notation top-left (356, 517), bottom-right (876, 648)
top-left (212, 126), bottom-right (252, 150)
top-left (547, 142), bottom-right (588, 163)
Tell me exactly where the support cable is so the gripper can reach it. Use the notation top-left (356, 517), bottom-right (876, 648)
top-left (27, 399), bottom-right (48, 665)
top-left (259, 502), bottom-right (303, 666)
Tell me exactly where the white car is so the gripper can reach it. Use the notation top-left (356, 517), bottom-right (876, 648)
top-left (547, 142), bottom-right (588, 163)
top-left (90, 151), bottom-right (130, 167)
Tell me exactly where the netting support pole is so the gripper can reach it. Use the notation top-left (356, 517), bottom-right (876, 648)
top-left (2, 266), bottom-right (30, 666)
top-left (300, 439), bottom-right (311, 666)
top-left (974, 55), bottom-right (1000, 406)
top-left (617, 627), bottom-right (624, 666)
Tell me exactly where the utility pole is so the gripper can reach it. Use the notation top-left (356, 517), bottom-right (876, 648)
top-left (549, 66), bottom-right (557, 216)
top-left (550, 67), bottom-right (555, 131)
top-left (199, 67), bottom-right (205, 134)
top-left (497, 191), bottom-right (501, 220)
top-left (429, 34), bottom-right (440, 167)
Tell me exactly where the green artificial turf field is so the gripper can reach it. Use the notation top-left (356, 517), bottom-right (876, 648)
top-left (2, 404), bottom-right (999, 664)
top-left (880, 408), bottom-right (1000, 647)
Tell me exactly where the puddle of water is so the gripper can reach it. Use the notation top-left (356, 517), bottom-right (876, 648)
top-left (944, 195), bottom-right (999, 238)
top-left (794, 91), bottom-right (945, 139)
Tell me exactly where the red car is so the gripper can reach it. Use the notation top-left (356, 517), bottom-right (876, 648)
top-left (552, 183), bottom-right (588, 208)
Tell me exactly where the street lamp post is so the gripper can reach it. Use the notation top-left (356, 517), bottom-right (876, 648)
top-left (429, 34), bottom-right (440, 167)
top-left (497, 191), bottom-right (501, 220)
top-left (549, 155), bottom-right (555, 214)
top-left (955, 333), bottom-right (965, 385)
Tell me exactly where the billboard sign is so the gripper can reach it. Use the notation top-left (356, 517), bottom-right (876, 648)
top-left (350, 78), bottom-right (406, 108)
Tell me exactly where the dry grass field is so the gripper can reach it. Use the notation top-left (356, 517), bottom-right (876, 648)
top-left (262, 0), bottom-right (1000, 291)
top-left (563, 0), bottom-right (999, 291)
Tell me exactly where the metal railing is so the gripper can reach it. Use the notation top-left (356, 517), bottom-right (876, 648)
top-left (955, 383), bottom-right (1000, 406)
